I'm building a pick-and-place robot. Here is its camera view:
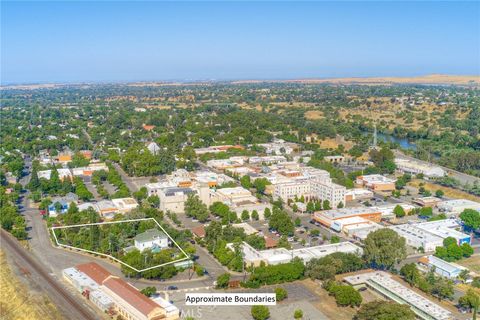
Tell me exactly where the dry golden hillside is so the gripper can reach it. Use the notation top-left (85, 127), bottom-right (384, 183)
top-left (0, 251), bottom-right (63, 320)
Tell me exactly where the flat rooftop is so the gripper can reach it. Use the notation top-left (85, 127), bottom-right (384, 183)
top-left (316, 207), bottom-right (380, 220)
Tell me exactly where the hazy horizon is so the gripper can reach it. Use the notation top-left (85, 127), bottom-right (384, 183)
top-left (2, 1), bottom-right (479, 84)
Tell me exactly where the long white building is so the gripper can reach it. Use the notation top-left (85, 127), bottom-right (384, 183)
top-left (395, 158), bottom-right (446, 178)
top-left (344, 271), bottom-right (452, 320)
top-left (230, 241), bottom-right (362, 267)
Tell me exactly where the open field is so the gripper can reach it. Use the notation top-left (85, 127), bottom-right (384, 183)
top-left (408, 179), bottom-right (480, 202)
top-left (457, 255), bottom-right (480, 274)
top-left (0, 250), bottom-right (64, 320)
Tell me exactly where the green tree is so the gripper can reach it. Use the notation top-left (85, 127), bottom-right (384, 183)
top-left (306, 201), bottom-right (315, 213)
top-left (459, 289), bottom-right (479, 319)
top-left (435, 189), bottom-right (444, 198)
top-left (251, 210), bottom-right (259, 221)
top-left (251, 306), bottom-right (270, 320)
top-left (419, 207), bottom-right (433, 218)
top-left (275, 287), bottom-right (288, 301)
top-left (216, 273), bottom-right (231, 289)
top-left (240, 175), bottom-right (252, 189)
top-left (322, 200), bottom-right (331, 210)
top-left (264, 207), bottom-right (271, 219)
top-left (355, 301), bottom-right (415, 320)
top-left (242, 210), bottom-right (250, 221)
top-left (253, 178), bottom-right (270, 194)
top-left (400, 263), bottom-right (420, 286)
top-left (363, 228), bottom-right (406, 270)
top-left (393, 205), bottom-right (405, 218)
top-left (147, 195), bottom-right (160, 207)
top-left (460, 209), bottom-right (480, 230)
top-left (330, 235), bottom-right (340, 244)
top-left (185, 194), bottom-right (209, 222)
top-left (140, 286), bottom-right (157, 297)
top-left (293, 309), bottom-right (303, 319)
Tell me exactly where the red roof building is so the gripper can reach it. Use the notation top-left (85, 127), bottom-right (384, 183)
top-left (102, 277), bottom-right (164, 320)
top-left (191, 225), bottom-right (206, 238)
top-left (76, 262), bottom-right (112, 285)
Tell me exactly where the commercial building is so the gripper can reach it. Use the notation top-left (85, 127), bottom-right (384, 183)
top-left (111, 197), bottom-right (139, 214)
top-left (270, 166), bottom-right (346, 208)
top-left (415, 220), bottom-right (471, 245)
top-left (344, 271), bottom-right (452, 320)
top-left (64, 262), bottom-right (179, 320)
top-left (194, 145), bottom-right (244, 155)
top-left (206, 157), bottom-right (246, 170)
top-left (437, 199), bottom-right (480, 215)
top-left (345, 188), bottom-right (374, 201)
top-left (159, 187), bottom-right (195, 214)
top-left (248, 155), bottom-right (287, 165)
top-left (134, 229), bottom-right (169, 252)
top-left (313, 207), bottom-right (382, 228)
top-left (395, 158), bottom-right (446, 178)
top-left (389, 219), bottom-right (471, 251)
top-left (258, 139), bottom-right (296, 155)
top-left (38, 168), bottom-right (72, 181)
top-left (356, 174), bottom-right (396, 192)
top-left (389, 224), bottom-right (444, 252)
top-left (232, 241), bottom-right (362, 267)
top-left (210, 186), bottom-right (271, 220)
top-left (418, 255), bottom-right (468, 279)
top-left (71, 163), bottom-right (109, 176)
top-left (413, 197), bottom-right (443, 208)
top-left (374, 203), bottom-right (416, 218)
top-left (96, 200), bottom-right (119, 219)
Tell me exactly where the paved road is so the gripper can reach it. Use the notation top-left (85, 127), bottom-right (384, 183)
top-left (1, 229), bottom-right (98, 320)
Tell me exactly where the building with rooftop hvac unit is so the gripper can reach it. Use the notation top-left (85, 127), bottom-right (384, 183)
top-left (344, 271), bottom-right (452, 320)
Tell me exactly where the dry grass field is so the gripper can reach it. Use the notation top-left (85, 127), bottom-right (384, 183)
top-left (302, 279), bottom-right (358, 320)
top-left (0, 251), bottom-right (63, 320)
top-left (457, 255), bottom-right (480, 274)
top-left (408, 179), bottom-right (480, 202)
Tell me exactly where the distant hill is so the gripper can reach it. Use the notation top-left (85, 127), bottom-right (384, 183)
top-left (232, 74), bottom-right (480, 86)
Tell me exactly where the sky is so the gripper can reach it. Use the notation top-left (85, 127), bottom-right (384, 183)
top-left (1, 1), bottom-right (479, 84)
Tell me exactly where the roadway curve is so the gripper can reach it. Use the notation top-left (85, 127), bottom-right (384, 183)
top-left (1, 229), bottom-right (98, 320)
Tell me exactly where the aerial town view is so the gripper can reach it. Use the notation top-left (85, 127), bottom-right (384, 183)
top-left (1, 1), bottom-right (479, 320)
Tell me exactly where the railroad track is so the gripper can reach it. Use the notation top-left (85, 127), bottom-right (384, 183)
top-left (0, 229), bottom-right (97, 320)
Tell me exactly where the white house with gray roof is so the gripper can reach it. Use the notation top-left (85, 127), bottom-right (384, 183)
top-left (134, 229), bottom-right (169, 252)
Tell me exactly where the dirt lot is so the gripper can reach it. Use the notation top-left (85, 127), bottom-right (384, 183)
top-left (0, 250), bottom-right (64, 320)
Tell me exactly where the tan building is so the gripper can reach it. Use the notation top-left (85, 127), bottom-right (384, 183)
top-left (313, 207), bottom-right (382, 228)
top-left (356, 174), bottom-right (396, 192)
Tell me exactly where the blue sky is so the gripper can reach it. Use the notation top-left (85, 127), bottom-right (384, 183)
top-left (1, 1), bottom-right (479, 84)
